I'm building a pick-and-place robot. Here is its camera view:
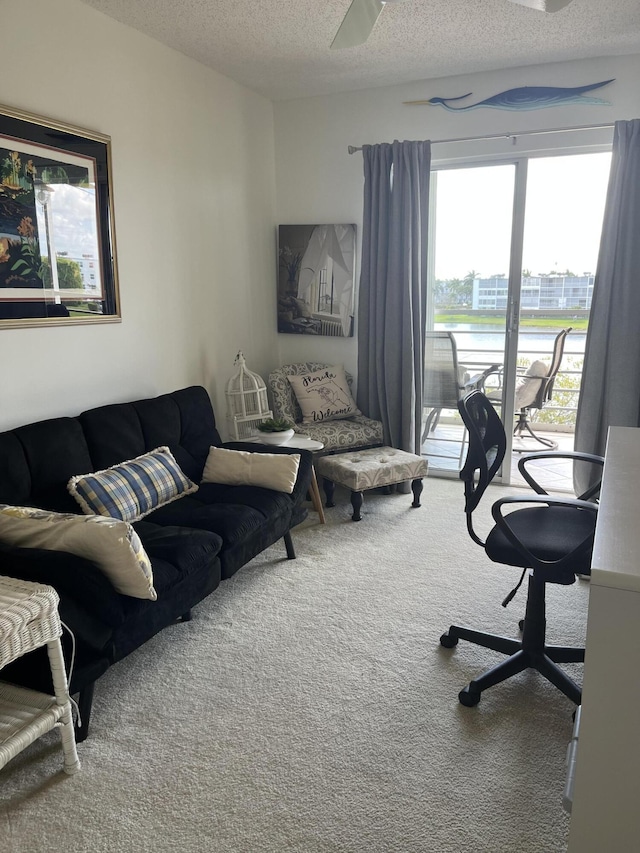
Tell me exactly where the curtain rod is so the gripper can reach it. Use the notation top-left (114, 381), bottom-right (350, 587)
top-left (347, 122), bottom-right (615, 153)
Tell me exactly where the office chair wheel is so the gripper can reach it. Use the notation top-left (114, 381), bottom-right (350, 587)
top-left (440, 632), bottom-right (458, 649)
top-left (518, 619), bottom-right (525, 632)
top-left (458, 686), bottom-right (481, 707)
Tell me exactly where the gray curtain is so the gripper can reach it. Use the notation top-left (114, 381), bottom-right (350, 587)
top-left (574, 119), bottom-right (640, 491)
top-left (357, 140), bottom-right (431, 455)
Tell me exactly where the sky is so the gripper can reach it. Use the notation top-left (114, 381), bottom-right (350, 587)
top-left (434, 152), bottom-right (612, 281)
top-left (46, 184), bottom-right (100, 257)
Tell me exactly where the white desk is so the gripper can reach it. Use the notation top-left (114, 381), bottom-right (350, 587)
top-left (568, 426), bottom-right (640, 850)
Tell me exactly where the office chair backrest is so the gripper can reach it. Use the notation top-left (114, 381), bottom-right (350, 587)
top-left (458, 391), bottom-right (507, 544)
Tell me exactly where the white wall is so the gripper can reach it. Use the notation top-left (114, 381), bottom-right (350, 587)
top-left (1, 0), bottom-right (277, 432)
top-left (273, 54), bottom-right (640, 385)
top-left (4, 6), bottom-right (640, 433)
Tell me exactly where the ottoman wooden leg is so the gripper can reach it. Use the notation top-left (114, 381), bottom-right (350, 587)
top-left (411, 478), bottom-right (423, 508)
top-left (350, 490), bottom-right (364, 521)
top-left (323, 478), bottom-right (336, 507)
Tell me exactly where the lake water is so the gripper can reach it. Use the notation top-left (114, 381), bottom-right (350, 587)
top-left (436, 323), bottom-right (586, 364)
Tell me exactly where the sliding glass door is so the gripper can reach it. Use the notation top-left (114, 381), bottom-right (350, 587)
top-left (424, 150), bottom-right (611, 483)
top-left (425, 161), bottom-right (521, 476)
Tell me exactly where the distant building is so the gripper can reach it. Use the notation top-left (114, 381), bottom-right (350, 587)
top-left (56, 252), bottom-right (100, 293)
top-left (472, 275), bottom-right (594, 311)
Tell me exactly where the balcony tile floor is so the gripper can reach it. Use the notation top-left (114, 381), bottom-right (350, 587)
top-left (422, 423), bottom-right (575, 492)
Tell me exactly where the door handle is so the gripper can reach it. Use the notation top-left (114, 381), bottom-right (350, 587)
top-left (507, 299), bottom-right (520, 333)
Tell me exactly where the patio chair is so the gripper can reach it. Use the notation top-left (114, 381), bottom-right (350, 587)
top-left (422, 331), bottom-right (500, 452)
top-left (512, 327), bottom-right (572, 451)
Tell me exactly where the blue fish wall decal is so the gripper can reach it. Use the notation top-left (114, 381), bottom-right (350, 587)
top-left (404, 79), bottom-right (615, 111)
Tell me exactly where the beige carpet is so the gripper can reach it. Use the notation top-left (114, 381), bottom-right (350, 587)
top-left (0, 477), bottom-right (588, 853)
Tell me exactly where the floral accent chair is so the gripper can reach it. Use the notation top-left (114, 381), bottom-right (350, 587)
top-left (268, 362), bottom-right (384, 455)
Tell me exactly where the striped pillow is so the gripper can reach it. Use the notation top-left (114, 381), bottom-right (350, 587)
top-left (68, 446), bottom-right (198, 523)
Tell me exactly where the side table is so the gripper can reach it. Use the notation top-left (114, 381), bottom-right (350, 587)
top-left (0, 576), bottom-right (80, 775)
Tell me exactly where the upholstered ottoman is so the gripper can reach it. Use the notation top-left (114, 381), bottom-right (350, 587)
top-left (315, 447), bottom-right (429, 521)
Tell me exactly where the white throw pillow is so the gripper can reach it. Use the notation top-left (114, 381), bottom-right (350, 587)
top-left (0, 505), bottom-right (156, 600)
top-left (201, 447), bottom-right (300, 494)
top-left (287, 365), bottom-right (361, 424)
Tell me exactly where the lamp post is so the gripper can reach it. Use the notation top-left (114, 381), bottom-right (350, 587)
top-left (35, 181), bottom-right (61, 304)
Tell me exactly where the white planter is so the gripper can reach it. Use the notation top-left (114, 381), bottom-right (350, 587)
top-left (256, 428), bottom-right (295, 446)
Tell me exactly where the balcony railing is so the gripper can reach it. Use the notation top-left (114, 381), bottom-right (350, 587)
top-left (423, 327), bottom-right (583, 487)
top-left (451, 330), bottom-right (584, 431)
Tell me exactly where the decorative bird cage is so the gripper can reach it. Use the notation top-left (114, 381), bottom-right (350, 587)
top-left (226, 352), bottom-right (272, 440)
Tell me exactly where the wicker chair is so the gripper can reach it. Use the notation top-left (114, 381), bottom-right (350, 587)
top-left (268, 362), bottom-right (384, 455)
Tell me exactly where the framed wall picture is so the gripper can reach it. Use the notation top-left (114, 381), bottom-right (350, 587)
top-left (0, 103), bottom-right (120, 328)
top-left (277, 223), bottom-right (356, 337)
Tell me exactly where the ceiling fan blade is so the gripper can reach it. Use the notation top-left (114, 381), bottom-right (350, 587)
top-left (507, 0), bottom-right (573, 11)
top-left (331, 0), bottom-right (385, 50)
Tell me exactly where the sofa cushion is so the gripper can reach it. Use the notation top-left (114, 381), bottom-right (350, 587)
top-left (0, 505), bottom-right (156, 600)
top-left (293, 415), bottom-right (384, 453)
top-left (79, 386), bottom-right (222, 482)
top-left (141, 485), bottom-right (293, 579)
top-left (68, 446), bottom-right (198, 523)
top-left (133, 523), bottom-right (222, 594)
top-left (201, 446), bottom-right (301, 493)
top-left (0, 418), bottom-right (94, 513)
top-left (288, 365), bottom-right (361, 424)
top-left (143, 493), bottom-right (284, 545)
top-left (110, 523), bottom-right (223, 661)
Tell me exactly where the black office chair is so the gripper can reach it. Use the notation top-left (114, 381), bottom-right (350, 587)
top-left (440, 390), bottom-right (604, 707)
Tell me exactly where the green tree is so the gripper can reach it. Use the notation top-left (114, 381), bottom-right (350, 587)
top-left (56, 258), bottom-right (84, 289)
top-left (433, 279), bottom-right (448, 307)
top-left (538, 269), bottom-right (577, 277)
top-left (40, 257), bottom-right (84, 289)
top-left (533, 355), bottom-right (583, 428)
top-left (461, 270), bottom-right (477, 304)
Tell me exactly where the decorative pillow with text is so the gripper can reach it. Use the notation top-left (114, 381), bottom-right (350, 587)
top-left (287, 365), bottom-right (361, 425)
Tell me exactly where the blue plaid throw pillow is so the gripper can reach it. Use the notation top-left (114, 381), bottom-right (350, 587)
top-left (68, 446), bottom-right (198, 523)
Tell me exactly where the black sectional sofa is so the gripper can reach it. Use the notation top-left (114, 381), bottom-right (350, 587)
top-left (0, 385), bottom-right (312, 739)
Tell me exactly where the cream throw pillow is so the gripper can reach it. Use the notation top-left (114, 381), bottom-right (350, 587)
top-left (0, 504), bottom-right (156, 600)
top-left (201, 447), bottom-right (300, 494)
top-left (287, 365), bottom-right (361, 424)
top-left (514, 359), bottom-right (548, 410)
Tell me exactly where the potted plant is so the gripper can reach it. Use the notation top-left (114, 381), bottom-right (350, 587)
top-left (256, 417), bottom-right (295, 445)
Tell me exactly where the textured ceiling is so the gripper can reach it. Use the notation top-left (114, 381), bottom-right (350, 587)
top-left (79, 0), bottom-right (640, 100)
